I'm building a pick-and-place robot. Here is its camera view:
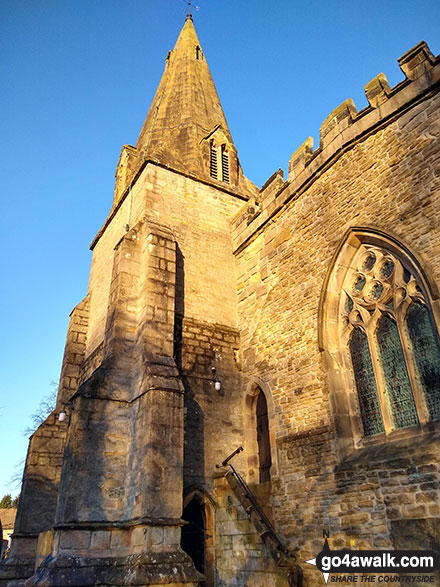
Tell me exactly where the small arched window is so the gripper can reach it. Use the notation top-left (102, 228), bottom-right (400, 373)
top-left (256, 389), bottom-right (271, 482)
top-left (340, 244), bottom-right (440, 437)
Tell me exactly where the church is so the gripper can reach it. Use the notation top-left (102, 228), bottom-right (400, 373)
top-left (1, 12), bottom-right (440, 587)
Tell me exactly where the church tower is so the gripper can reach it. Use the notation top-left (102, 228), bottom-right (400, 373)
top-left (4, 10), bottom-right (439, 587)
top-left (1, 15), bottom-right (256, 587)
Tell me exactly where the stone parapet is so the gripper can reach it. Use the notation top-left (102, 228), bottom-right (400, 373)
top-left (232, 41), bottom-right (440, 253)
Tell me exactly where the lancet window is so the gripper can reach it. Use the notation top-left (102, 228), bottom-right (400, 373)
top-left (209, 141), bottom-right (230, 184)
top-left (340, 244), bottom-right (440, 437)
top-left (256, 389), bottom-right (271, 483)
top-left (221, 144), bottom-right (229, 183)
top-left (209, 141), bottom-right (218, 178)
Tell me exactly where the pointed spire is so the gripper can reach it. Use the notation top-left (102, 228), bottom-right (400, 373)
top-left (132, 18), bottom-right (256, 195)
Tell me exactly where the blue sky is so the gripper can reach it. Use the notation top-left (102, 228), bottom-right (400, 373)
top-left (1, 0), bottom-right (439, 498)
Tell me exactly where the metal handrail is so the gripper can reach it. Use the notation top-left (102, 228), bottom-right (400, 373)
top-left (217, 447), bottom-right (290, 556)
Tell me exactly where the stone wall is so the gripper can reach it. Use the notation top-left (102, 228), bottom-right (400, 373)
top-left (179, 317), bottom-right (242, 490)
top-left (57, 296), bottom-right (89, 405)
top-left (212, 475), bottom-right (291, 587)
top-left (230, 42), bottom-right (440, 585)
top-left (87, 163), bottom-right (245, 358)
top-left (0, 414), bottom-right (68, 585)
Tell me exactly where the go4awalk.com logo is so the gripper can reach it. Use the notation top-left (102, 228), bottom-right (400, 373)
top-left (306, 532), bottom-right (439, 584)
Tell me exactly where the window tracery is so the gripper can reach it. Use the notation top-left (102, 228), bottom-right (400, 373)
top-left (340, 244), bottom-right (440, 437)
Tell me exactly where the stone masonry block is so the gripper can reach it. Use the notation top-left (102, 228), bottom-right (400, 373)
top-left (398, 41), bottom-right (435, 80)
top-left (288, 137), bottom-right (314, 179)
top-left (401, 504), bottom-right (428, 518)
top-left (130, 526), bottom-right (145, 548)
top-left (150, 526), bottom-right (164, 546)
top-left (320, 99), bottom-right (357, 148)
top-left (110, 529), bottom-right (131, 549)
top-left (90, 530), bottom-right (111, 550)
top-left (59, 530), bottom-right (91, 551)
top-left (364, 73), bottom-right (391, 108)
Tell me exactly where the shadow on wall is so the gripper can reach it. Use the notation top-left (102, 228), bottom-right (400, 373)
top-left (56, 390), bottom-right (114, 523)
top-left (182, 376), bottom-right (206, 488)
top-left (173, 243), bottom-right (207, 489)
top-left (15, 475), bottom-right (58, 535)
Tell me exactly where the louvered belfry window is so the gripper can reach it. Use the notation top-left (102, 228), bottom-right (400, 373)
top-left (341, 245), bottom-right (440, 437)
top-left (210, 141), bottom-right (218, 179)
top-left (221, 145), bottom-right (230, 183)
top-left (209, 141), bottom-right (230, 184)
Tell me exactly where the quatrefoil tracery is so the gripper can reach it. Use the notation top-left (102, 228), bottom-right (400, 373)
top-left (341, 246), bottom-right (424, 334)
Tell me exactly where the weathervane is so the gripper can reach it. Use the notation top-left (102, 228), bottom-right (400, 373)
top-left (184, 0), bottom-right (199, 20)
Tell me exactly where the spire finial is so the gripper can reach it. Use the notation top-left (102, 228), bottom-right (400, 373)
top-left (186, 0), bottom-right (193, 21)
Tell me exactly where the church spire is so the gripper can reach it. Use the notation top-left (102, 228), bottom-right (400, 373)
top-left (132, 17), bottom-right (256, 195)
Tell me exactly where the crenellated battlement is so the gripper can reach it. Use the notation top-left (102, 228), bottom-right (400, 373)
top-left (233, 41), bottom-right (440, 252)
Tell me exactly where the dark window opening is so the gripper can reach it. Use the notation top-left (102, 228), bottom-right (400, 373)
top-left (196, 45), bottom-right (201, 60)
top-left (256, 389), bottom-right (271, 483)
top-left (221, 145), bottom-right (230, 183)
top-left (181, 499), bottom-right (206, 575)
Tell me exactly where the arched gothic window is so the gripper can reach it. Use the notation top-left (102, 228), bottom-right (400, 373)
top-left (340, 244), bottom-right (440, 437)
top-left (256, 389), bottom-right (271, 482)
top-left (243, 383), bottom-right (277, 484)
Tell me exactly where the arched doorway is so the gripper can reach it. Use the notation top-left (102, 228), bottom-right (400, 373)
top-left (256, 389), bottom-right (271, 483)
top-left (181, 498), bottom-right (206, 577)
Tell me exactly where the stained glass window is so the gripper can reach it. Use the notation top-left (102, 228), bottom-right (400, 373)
top-left (345, 294), bottom-right (354, 312)
top-left (406, 302), bottom-right (440, 421)
top-left (376, 315), bottom-right (419, 429)
top-left (353, 274), bottom-right (366, 293)
top-left (341, 243), bottom-right (440, 439)
top-left (350, 329), bottom-right (384, 436)
top-left (363, 253), bottom-right (376, 272)
top-left (380, 259), bottom-right (394, 279)
top-left (369, 282), bottom-right (384, 301)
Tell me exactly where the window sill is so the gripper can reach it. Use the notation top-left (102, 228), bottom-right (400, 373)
top-left (338, 420), bottom-right (440, 469)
